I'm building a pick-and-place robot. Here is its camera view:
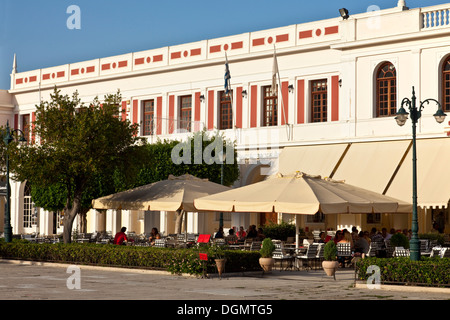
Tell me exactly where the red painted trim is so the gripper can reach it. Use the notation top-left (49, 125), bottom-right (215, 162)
top-left (299, 30), bottom-right (313, 39)
top-left (71, 69), bottom-right (79, 76)
top-left (102, 63), bottom-right (111, 71)
top-left (118, 61), bottom-right (128, 68)
top-left (331, 75), bottom-right (339, 121)
top-left (57, 71), bottom-right (65, 78)
top-left (252, 38), bottom-right (265, 46)
top-left (297, 79), bottom-right (305, 124)
top-left (210, 45), bottom-right (222, 53)
top-left (281, 82), bottom-right (289, 125)
top-left (153, 55), bottom-right (163, 62)
top-left (208, 90), bottom-right (215, 130)
top-left (86, 66), bottom-right (95, 73)
top-left (236, 87), bottom-right (243, 129)
top-left (43, 74), bottom-right (51, 80)
top-left (157, 97), bottom-right (163, 135)
top-left (191, 48), bottom-right (201, 56)
top-left (135, 58), bottom-right (145, 65)
top-left (169, 95), bottom-right (175, 134)
top-left (132, 100), bottom-right (138, 125)
top-left (276, 34), bottom-right (289, 43)
top-left (250, 85), bottom-right (258, 128)
top-left (29, 76), bottom-right (37, 82)
top-left (194, 92), bottom-right (201, 125)
top-left (231, 41), bottom-right (243, 50)
top-left (16, 78), bottom-right (23, 85)
top-left (325, 26), bottom-right (339, 35)
top-left (171, 52), bottom-right (181, 60)
top-left (121, 101), bottom-right (127, 122)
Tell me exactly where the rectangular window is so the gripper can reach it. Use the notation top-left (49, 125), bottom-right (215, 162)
top-left (179, 95), bottom-right (192, 132)
top-left (143, 100), bottom-right (155, 136)
top-left (23, 184), bottom-right (36, 228)
top-left (262, 86), bottom-right (278, 126)
top-left (219, 91), bottom-right (233, 130)
top-left (306, 212), bottom-right (325, 223)
top-left (366, 213), bottom-right (381, 224)
top-left (311, 79), bottom-right (328, 122)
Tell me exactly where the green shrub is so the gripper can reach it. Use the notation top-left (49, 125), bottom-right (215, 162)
top-left (323, 241), bottom-right (337, 261)
top-left (0, 241), bottom-right (261, 276)
top-left (390, 233), bottom-right (410, 249)
top-left (356, 257), bottom-right (450, 287)
top-left (262, 221), bottom-right (296, 241)
top-left (419, 233), bottom-right (445, 246)
top-left (260, 238), bottom-right (275, 258)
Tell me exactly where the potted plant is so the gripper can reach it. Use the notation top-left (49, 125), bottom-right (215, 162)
top-left (209, 244), bottom-right (226, 278)
top-left (322, 240), bottom-right (338, 279)
top-left (259, 238), bottom-right (276, 273)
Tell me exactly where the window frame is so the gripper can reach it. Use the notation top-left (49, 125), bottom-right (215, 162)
top-left (262, 85), bottom-right (278, 127)
top-left (179, 95), bottom-right (192, 132)
top-left (142, 99), bottom-right (155, 136)
top-left (219, 91), bottom-right (233, 130)
top-left (23, 183), bottom-right (36, 229)
top-left (310, 79), bottom-right (328, 123)
top-left (442, 56), bottom-right (450, 113)
top-left (376, 62), bottom-right (397, 118)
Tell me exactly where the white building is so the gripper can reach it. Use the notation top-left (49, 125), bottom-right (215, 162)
top-left (1, 1), bottom-right (450, 238)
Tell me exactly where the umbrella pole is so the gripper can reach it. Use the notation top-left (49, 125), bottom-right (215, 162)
top-left (295, 215), bottom-right (300, 255)
top-left (183, 210), bottom-right (188, 243)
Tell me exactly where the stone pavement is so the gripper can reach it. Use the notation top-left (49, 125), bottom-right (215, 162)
top-left (0, 259), bottom-right (448, 301)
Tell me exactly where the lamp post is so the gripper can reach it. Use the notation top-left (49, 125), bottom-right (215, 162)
top-left (2, 120), bottom-right (26, 243)
top-left (219, 151), bottom-right (225, 229)
top-left (395, 87), bottom-right (446, 261)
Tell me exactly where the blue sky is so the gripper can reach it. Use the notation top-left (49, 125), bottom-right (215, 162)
top-left (0, 0), bottom-right (448, 90)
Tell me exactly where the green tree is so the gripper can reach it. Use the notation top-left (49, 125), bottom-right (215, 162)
top-left (9, 88), bottom-right (142, 243)
top-left (136, 130), bottom-right (240, 233)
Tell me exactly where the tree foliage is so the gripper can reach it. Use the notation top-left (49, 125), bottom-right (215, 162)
top-left (9, 88), bottom-right (142, 243)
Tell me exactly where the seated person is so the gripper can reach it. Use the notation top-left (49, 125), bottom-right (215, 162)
top-left (148, 227), bottom-right (161, 245)
top-left (113, 227), bottom-right (128, 245)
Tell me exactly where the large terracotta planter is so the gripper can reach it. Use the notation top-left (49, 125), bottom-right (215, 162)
top-left (322, 260), bottom-right (339, 279)
top-left (259, 257), bottom-right (275, 273)
top-left (215, 259), bottom-right (226, 278)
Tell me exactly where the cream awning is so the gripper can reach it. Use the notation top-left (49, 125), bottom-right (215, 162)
top-left (385, 137), bottom-right (450, 208)
top-left (331, 140), bottom-right (411, 194)
top-left (278, 143), bottom-right (349, 177)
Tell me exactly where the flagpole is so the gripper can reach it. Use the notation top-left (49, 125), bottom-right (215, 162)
top-left (273, 46), bottom-right (290, 141)
top-left (224, 53), bottom-right (235, 129)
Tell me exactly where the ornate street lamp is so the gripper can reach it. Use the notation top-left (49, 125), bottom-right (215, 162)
top-left (2, 121), bottom-right (27, 243)
top-left (395, 87), bottom-right (446, 261)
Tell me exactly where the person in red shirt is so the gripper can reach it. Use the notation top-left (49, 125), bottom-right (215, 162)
top-left (113, 227), bottom-right (128, 245)
top-left (236, 226), bottom-right (247, 240)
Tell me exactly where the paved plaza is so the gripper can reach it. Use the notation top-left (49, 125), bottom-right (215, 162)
top-left (0, 259), bottom-right (448, 301)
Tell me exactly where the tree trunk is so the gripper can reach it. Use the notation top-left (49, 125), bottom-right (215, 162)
top-left (77, 209), bottom-right (88, 234)
top-left (62, 198), bottom-right (81, 244)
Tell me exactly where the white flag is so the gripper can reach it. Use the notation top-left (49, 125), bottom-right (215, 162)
top-left (224, 53), bottom-right (231, 94)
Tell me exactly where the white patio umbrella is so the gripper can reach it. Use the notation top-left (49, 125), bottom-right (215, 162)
top-left (194, 172), bottom-right (412, 247)
top-left (92, 174), bottom-right (230, 238)
top-left (194, 172), bottom-right (412, 214)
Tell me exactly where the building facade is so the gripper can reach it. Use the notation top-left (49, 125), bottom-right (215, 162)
top-left (1, 1), bottom-right (450, 238)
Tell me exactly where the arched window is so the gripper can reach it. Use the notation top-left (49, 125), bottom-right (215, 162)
top-left (376, 62), bottom-right (397, 117)
top-left (442, 56), bottom-right (450, 113)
